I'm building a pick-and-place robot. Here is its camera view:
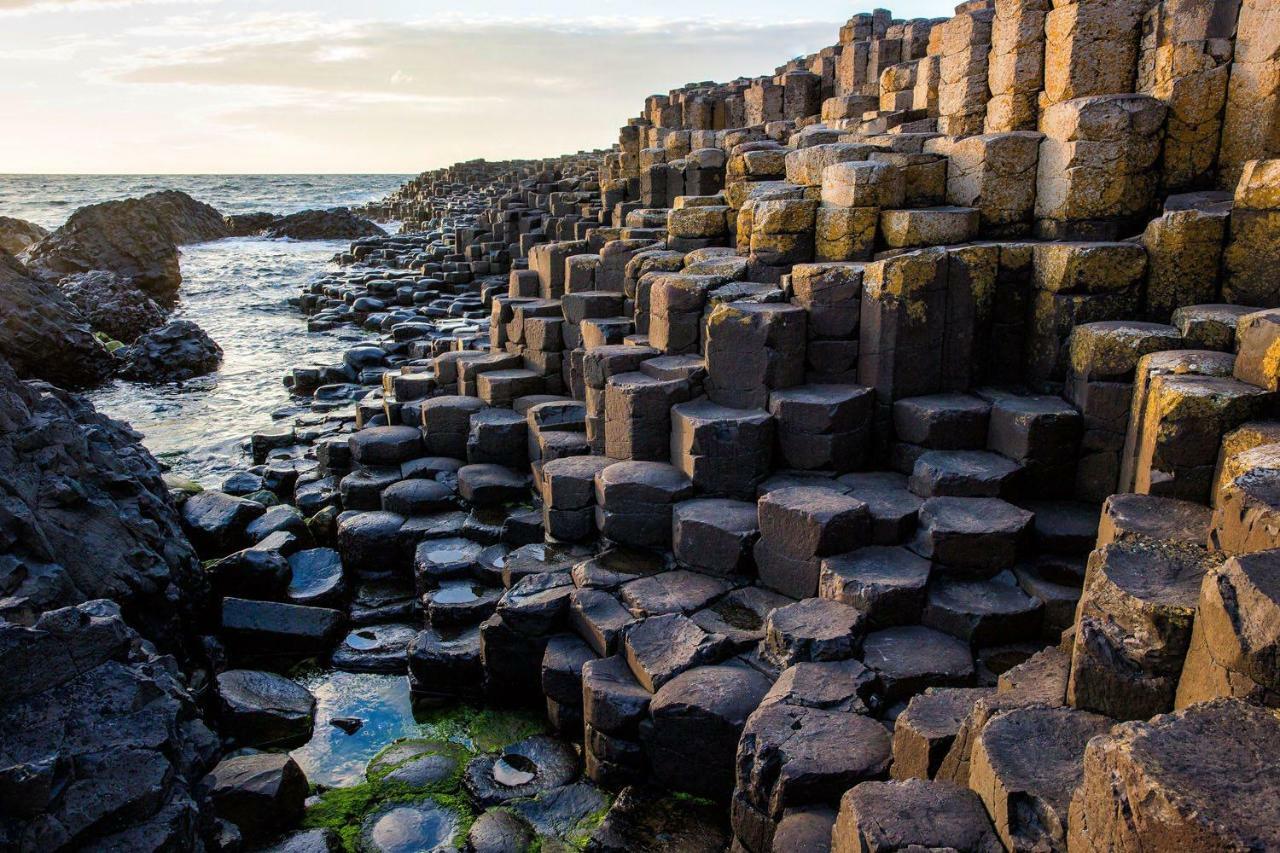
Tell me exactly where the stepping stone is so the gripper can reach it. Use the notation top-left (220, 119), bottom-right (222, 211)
top-left (348, 425), bottom-right (423, 466)
top-left (350, 580), bottom-right (415, 625)
top-left (495, 572), bottom-right (574, 636)
top-left (413, 537), bottom-right (484, 588)
top-left (380, 478), bottom-right (455, 515)
top-left (407, 626), bottom-right (482, 701)
top-left (1177, 551), bottom-right (1280, 707)
top-left (422, 395), bottom-right (488, 458)
top-left (836, 472), bottom-right (923, 544)
top-left (331, 623), bottom-right (417, 673)
top-left (424, 580), bottom-right (501, 628)
top-left (457, 464), bottom-right (528, 506)
top-left (908, 450), bottom-right (1023, 499)
top-left (1068, 540), bottom-right (1221, 720)
top-left (605, 372), bottom-right (692, 462)
top-left (910, 497), bottom-right (1033, 578)
top-left (463, 735), bottom-right (580, 807)
top-left (1022, 499), bottom-right (1099, 555)
top-left (763, 598), bottom-right (866, 668)
top-left (736, 703), bottom-right (891, 828)
top-left (569, 589), bottom-right (636, 656)
top-left (642, 664), bottom-right (773, 799)
top-left (467, 408), bottom-right (528, 469)
top-left (260, 829), bottom-right (341, 853)
top-left (582, 655), bottom-right (651, 736)
top-left (619, 569), bottom-right (732, 617)
top-left (1012, 557), bottom-right (1084, 640)
top-left (670, 399), bottom-right (774, 498)
top-left (772, 807), bottom-right (835, 853)
top-left (204, 753), bottom-right (309, 846)
top-left (691, 586), bottom-right (793, 652)
top-left (181, 490), bottom-right (266, 556)
top-left (890, 687), bottom-right (994, 781)
top-left (819, 546), bottom-right (931, 628)
top-left (879, 206), bottom-right (979, 248)
top-left (767, 384), bottom-right (874, 472)
top-left (861, 626), bottom-right (975, 702)
top-left (339, 467), bottom-right (402, 511)
top-left (595, 461), bottom-right (694, 550)
top-left (672, 498), bottom-right (760, 576)
top-left (467, 809), bottom-right (534, 853)
top-left (336, 510), bottom-right (406, 575)
top-left (1096, 492), bottom-right (1211, 548)
top-left (756, 487), bottom-right (871, 598)
top-left (921, 573), bottom-right (1043, 647)
top-left (509, 781), bottom-right (609, 840)
top-left (541, 634), bottom-right (597, 708)
top-left (832, 778), bottom-right (1000, 853)
top-left (286, 547), bottom-right (346, 607)
top-left (215, 669), bottom-right (316, 747)
top-left (500, 542), bottom-right (586, 587)
top-left (1213, 466), bottom-right (1280, 553)
top-left (221, 598), bottom-right (344, 657)
top-left (1069, 699), bottom-right (1280, 851)
top-left (540, 455), bottom-right (613, 541)
top-left (892, 393), bottom-right (991, 450)
top-left (401, 455), bottom-right (464, 480)
top-left (206, 548), bottom-right (292, 600)
top-left (571, 547), bottom-right (667, 589)
top-left (357, 802), bottom-right (462, 853)
top-left (760, 659), bottom-right (880, 715)
top-left (245, 505), bottom-right (309, 545)
top-left (624, 612), bottom-right (732, 691)
top-left (970, 706), bottom-right (1113, 853)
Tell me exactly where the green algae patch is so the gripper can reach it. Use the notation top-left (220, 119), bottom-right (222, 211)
top-left (417, 704), bottom-right (547, 754)
top-left (302, 779), bottom-right (475, 852)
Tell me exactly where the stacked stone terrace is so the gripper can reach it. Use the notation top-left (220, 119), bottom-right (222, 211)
top-left (277, 1), bottom-right (1280, 849)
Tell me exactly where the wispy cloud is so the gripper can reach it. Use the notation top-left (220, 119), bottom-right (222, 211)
top-left (0, 0), bottom-right (211, 16)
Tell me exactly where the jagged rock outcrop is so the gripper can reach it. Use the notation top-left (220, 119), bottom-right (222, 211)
top-left (0, 251), bottom-right (113, 388)
top-left (0, 216), bottom-right (49, 256)
top-left (262, 208), bottom-right (385, 240)
top-left (58, 270), bottom-right (167, 343)
top-left (115, 320), bottom-right (223, 383)
top-left (224, 212), bottom-right (278, 237)
top-left (22, 190), bottom-right (230, 302)
top-left (0, 600), bottom-right (220, 852)
top-left (0, 354), bottom-right (208, 646)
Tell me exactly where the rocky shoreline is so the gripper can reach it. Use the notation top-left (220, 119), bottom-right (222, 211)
top-left (5, 1), bottom-right (1280, 851)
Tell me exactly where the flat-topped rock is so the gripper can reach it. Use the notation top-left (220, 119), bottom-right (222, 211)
top-left (763, 597), bottom-right (866, 668)
top-left (1069, 699), bottom-right (1280, 851)
top-left (892, 687), bottom-right (994, 781)
top-left (832, 778), bottom-right (1001, 853)
top-left (624, 612), bottom-right (732, 691)
top-left (970, 705), bottom-right (1114, 852)
top-left (215, 669), bottom-right (316, 747)
top-left (861, 625), bottom-right (975, 702)
top-left (1096, 492), bottom-right (1212, 548)
top-left (910, 497), bottom-right (1033, 578)
top-left (619, 569), bottom-right (732, 617)
top-left (819, 546), bottom-right (931, 628)
top-left (922, 573), bottom-right (1043, 647)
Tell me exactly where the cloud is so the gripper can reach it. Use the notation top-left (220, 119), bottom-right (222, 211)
top-left (0, 0), bottom-right (209, 15)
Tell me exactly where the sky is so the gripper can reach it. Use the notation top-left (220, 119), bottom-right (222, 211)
top-left (0, 0), bottom-right (957, 174)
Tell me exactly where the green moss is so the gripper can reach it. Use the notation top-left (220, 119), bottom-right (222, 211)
top-left (302, 777), bottom-right (474, 853)
top-left (564, 803), bottom-right (611, 850)
top-left (416, 704), bottom-right (547, 754)
top-left (670, 790), bottom-right (717, 808)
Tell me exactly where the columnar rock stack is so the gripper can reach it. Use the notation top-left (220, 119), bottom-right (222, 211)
top-left (260, 1), bottom-right (1280, 848)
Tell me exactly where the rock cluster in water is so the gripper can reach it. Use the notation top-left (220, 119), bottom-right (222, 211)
top-left (7, 0), bottom-right (1280, 849)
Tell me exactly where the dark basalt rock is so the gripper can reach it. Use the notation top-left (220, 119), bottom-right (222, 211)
top-left (0, 601), bottom-right (220, 852)
top-left (357, 801), bottom-right (461, 853)
top-left (215, 668), bottom-right (316, 746)
top-left (181, 489), bottom-right (267, 557)
top-left (262, 208), bottom-right (386, 240)
top-left (0, 254), bottom-right (114, 387)
top-left (261, 828), bottom-right (342, 853)
top-left (224, 211), bottom-right (278, 236)
top-left (58, 269), bottom-right (167, 343)
top-left (587, 785), bottom-right (730, 853)
top-left (206, 547), bottom-right (292, 600)
top-left (331, 622), bottom-right (418, 673)
top-left (468, 808), bottom-right (535, 853)
top-left (116, 319), bottom-right (224, 383)
top-left (0, 355), bottom-right (206, 646)
top-left (23, 190), bottom-right (229, 301)
top-left (0, 215), bottom-right (48, 255)
top-left (462, 735), bottom-right (581, 807)
top-left (204, 752), bottom-right (310, 846)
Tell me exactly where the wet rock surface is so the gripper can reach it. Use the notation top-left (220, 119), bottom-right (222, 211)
top-left (115, 319), bottom-right (224, 383)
